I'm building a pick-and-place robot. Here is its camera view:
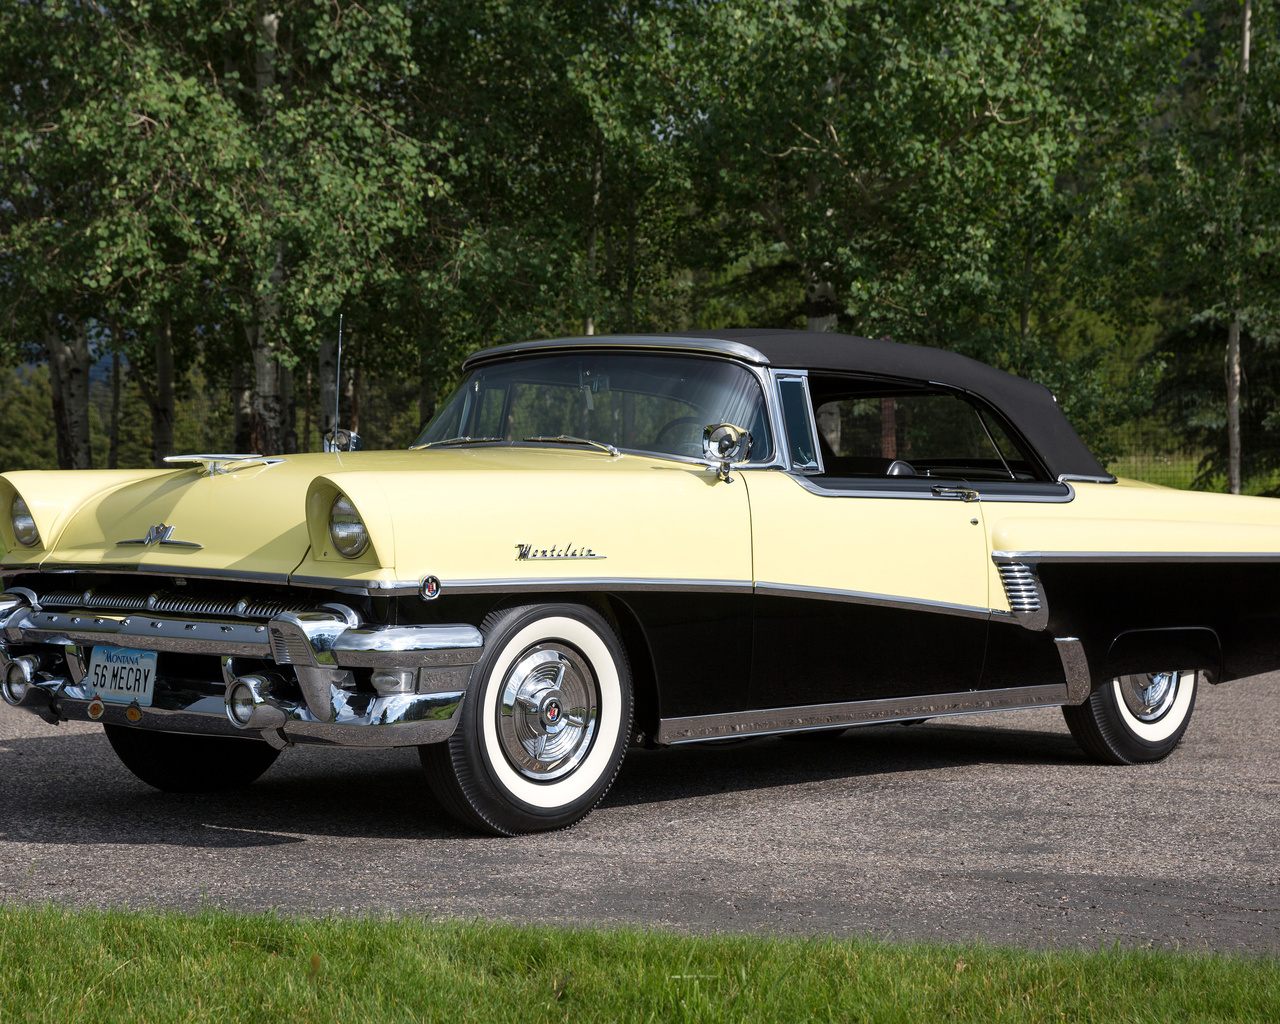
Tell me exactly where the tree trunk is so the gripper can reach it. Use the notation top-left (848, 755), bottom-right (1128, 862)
top-left (417, 347), bottom-right (436, 433)
top-left (624, 198), bottom-right (639, 332)
top-left (44, 313), bottom-right (93, 469)
top-left (317, 335), bottom-right (337, 438)
top-left (805, 273), bottom-right (838, 332)
top-left (1226, 0), bottom-right (1252, 495)
top-left (1227, 317), bottom-right (1243, 494)
top-left (303, 360), bottom-right (313, 452)
top-left (247, 5), bottom-right (285, 455)
top-left (152, 310), bottom-right (175, 466)
top-left (108, 347), bottom-right (121, 470)
top-left (248, 321), bottom-right (282, 454)
top-left (232, 361), bottom-right (253, 454)
top-left (280, 359), bottom-right (297, 454)
top-left (349, 357), bottom-right (361, 436)
top-left (584, 134), bottom-right (603, 336)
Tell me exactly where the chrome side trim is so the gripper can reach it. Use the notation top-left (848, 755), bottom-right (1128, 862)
top-left (437, 577), bottom-right (755, 596)
top-left (994, 562), bottom-right (1049, 631)
top-left (1054, 637), bottom-right (1092, 704)
top-left (656, 683), bottom-right (1071, 744)
top-left (463, 334), bottom-right (771, 371)
top-left (753, 581), bottom-right (991, 620)
top-left (993, 550), bottom-right (1280, 564)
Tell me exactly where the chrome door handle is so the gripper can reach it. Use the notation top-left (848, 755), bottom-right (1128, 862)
top-left (931, 485), bottom-right (979, 502)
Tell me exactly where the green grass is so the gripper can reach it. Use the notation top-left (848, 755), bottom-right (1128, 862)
top-left (1, 906), bottom-right (1277, 1023)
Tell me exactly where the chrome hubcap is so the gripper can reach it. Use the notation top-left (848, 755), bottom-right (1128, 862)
top-left (1119, 671), bottom-right (1180, 722)
top-left (497, 644), bottom-right (598, 781)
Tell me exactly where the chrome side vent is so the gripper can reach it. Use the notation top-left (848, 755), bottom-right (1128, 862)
top-left (996, 562), bottom-right (1048, 631)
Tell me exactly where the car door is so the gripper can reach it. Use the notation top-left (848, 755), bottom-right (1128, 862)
top-left (745, 373), bottom-right (994, 708)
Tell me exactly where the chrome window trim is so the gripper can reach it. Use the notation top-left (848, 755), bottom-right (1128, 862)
top-left (785, 475), bottom-right (1077, 503)
top-left (993, 549), bottom-right (1280, 564)
top-left (655, 683), bottom-right (1071, 744)
top-left (432, 350), bottom-right (787, 473)
top-left (754, 580), bottom-right (991, 620)
top-left (1058, 473), bottom-right (1117, 484)
top-left (770, 369), bottom-right (824, 475)
top-left (463, 335), bottom-right (772, 371)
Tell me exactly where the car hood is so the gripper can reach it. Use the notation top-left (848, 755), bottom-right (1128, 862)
top-left (1, 447), bottom-right (753, 591)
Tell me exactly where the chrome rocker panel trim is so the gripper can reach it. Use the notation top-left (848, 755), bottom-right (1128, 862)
top-left (656, 683), bottom-right (1070, 744)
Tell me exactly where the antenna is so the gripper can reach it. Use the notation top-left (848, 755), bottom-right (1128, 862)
top-left (334, 313), bottom-right (343, 438)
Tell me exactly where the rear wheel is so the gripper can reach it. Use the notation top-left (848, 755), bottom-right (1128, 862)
top-left (1062, 670), bottom-right (1198, 765)
top-left (421, 603), bottom-right (633, 835)
top-left (104, 725), bottom-right (281, 792)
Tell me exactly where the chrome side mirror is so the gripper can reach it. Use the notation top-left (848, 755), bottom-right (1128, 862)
top-left (702, 423), bottom-right (753, 483)
top-left (323, 429), bottom-right (362, 453)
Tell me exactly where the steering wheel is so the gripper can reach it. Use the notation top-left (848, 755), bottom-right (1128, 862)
top-left (652, 416), bottom-right (704, 451)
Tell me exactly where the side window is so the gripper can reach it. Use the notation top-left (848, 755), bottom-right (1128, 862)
top-left (777, 377), bottom-right (819, 471)
top-left (811, 382), bottom-right (1038, 481)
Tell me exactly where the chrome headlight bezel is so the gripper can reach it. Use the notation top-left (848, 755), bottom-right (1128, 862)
top-left (11, 494), bottom-right (40, 548)
top-left (328, 494), bottom-right (370, 559)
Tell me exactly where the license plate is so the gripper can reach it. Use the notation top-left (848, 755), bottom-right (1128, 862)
top-left (88, 647), bottom-right (157, 707)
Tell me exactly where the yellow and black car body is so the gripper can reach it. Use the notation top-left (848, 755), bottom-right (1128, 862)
top-left (1, 330), bottom-right (1275, 833)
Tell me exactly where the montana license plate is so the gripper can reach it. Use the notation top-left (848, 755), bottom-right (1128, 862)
top-left (88, 647), bottom-right (157, 706)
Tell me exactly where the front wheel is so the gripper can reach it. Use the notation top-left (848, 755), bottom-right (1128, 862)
top-left (421, 603), bottom-right (633, 835)
top-left (104, 725), bottom-right (281, 792)
top-left (1062, 670), bottom-right (1198, 765)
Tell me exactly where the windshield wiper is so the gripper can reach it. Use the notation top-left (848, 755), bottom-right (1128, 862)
top-left (523, 435), bottom-right (620, 456)
top-left (412, 436), bottom-right (504, 450)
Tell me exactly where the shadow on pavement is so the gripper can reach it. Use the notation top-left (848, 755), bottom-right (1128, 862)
top-left (0, 717), bottom-right (1084, 843)
top-left (604, 719), bottom-right (1085, 809)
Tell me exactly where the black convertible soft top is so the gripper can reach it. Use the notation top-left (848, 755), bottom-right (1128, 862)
top-left (465, 328), bottom-right (1112, 481)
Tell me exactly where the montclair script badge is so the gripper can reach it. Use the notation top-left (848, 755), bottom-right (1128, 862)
top-left (515, 543), bottom-right (605, 561)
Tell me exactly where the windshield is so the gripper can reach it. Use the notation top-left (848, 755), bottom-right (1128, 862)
top-left (415, 352), bottom-right (773, 462)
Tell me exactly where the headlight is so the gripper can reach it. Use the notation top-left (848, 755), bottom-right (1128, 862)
top-left (328, 494), bottom-right (369, 558)
top-left (11, 495), bottom-right (39, 547)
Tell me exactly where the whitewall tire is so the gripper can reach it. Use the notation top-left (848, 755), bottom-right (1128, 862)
top-left (1062, 670), bottom-right (1198, 765)
top-left (420, 603), bottom-right (633, 835)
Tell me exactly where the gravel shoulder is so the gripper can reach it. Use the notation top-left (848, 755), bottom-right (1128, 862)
top-left (2, 673), bottom-right (1277, 953)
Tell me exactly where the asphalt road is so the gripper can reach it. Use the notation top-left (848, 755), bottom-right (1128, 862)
top-left (2, 673), bottom-right (1278, 954)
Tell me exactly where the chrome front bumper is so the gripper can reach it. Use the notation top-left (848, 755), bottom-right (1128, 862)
top-left (0, 591), bottom-right (484, 749)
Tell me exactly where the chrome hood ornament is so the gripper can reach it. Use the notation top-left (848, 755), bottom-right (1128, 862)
top-left (117, 524), bottom-right (203, 549)
top-left (163, 453), bottom-right (284, 476)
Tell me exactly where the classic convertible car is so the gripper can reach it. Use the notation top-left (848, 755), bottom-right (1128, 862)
top-left (1, 329), bottom-right (1276, 834)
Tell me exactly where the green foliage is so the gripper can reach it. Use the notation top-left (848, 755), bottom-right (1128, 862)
top-left (0, 0), bottom-right (1275, 472)
top-left (1, 906), bottom-right (1278, 1023)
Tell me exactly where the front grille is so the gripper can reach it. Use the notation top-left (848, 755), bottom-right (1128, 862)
top-left (34, 587), bottom-right (310, 622)
top-left (996, 562), bottom-right (1042, 614)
